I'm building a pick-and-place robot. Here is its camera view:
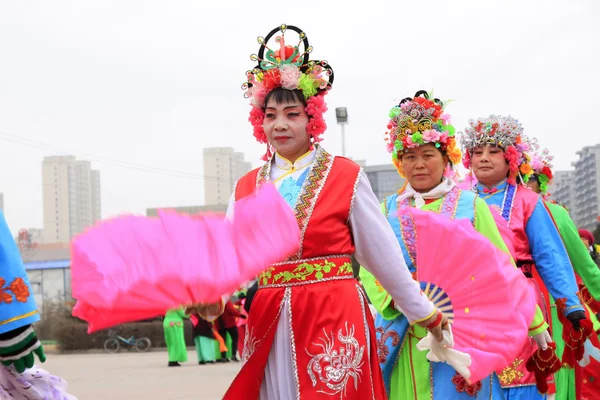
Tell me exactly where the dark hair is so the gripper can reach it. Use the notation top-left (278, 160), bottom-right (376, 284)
top-left (399, 89), bottom-right (444, 109)
top-left (263, 88), bottom-right (307, 109)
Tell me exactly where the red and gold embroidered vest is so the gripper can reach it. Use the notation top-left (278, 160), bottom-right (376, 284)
top-left (235, 150), bottom-right (360, 261)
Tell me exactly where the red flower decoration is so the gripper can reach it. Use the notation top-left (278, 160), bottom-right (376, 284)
top-left (263, 69), bottom-right (282, 91)
top-left (504, 145), bottom-right (519, 185)
top-left (451, 373), bottom-right (482, 396)
top-left (541, 166), bottom-right (553, 181)
top-left (463, 151), bottom-right (472, 169)
top-left (413, 97), bottom-right (443, 118)
top-left (274, 45), bottom-right (300, 63)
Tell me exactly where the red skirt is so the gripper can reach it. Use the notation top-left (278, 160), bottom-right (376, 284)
top-left (224, 257), bottom-right (387, 400)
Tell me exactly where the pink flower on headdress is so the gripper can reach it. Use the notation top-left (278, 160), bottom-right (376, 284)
top-left (441, 113), bottom-right (452, 124)
top-left (250, 81), bottom-right (268, 107)
top-left (463, 151), bottom-right (472, 169)
top-left (531, 157), bottom-right (543, 172)
top-left (305, 94), bottom-right (328, 118)
top-left (307, 117), bottom-right (327, 138)
top-left (422, 129), bottom-right (441, 143)
top-left (386, 139), bottom-right (394, 154)
top-left (280, 65), bottom-right (301, 90)
top-left (439, 131), bottom-right (449, 143)
top-left (249, 106), bottom-right (267, 143)
top-left (516, 143), bottom-right (528, 153)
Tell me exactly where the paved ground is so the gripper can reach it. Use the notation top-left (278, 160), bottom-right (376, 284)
top-left (43, 349), bottom-right (240, 399)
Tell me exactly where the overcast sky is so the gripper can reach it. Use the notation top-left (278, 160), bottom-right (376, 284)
top-left (1, 0), bottom-right (598, 235)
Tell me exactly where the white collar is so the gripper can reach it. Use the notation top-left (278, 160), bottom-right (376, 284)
top-left (274, 148), bottom-right (316, 171)
top-left (397, 177), bottom-right (457, 209)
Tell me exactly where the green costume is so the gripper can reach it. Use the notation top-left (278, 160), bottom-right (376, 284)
top-left (361, 194), bottom-right (547, 400)
top-left (545, 201), bottom-right (600, 400)
top-left (163, 309), bottom-right (188, 363)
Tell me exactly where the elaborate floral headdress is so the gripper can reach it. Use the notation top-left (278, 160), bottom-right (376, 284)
top-left (460, 115), bottom-right (535, 185)
top-left (242, 24), bottom-right (334, 160)
top-left (529, 145), bottom-right (554, 195)
top-left (384, 90), bottom-right (461, 178)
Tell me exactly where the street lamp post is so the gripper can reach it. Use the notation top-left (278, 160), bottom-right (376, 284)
top-left (335, 107), bottom-right (349, 157)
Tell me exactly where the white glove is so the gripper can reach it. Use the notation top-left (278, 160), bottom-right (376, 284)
top-left (416, 325), bottom-right (472, 379)
top-left (533, 330), bottom-right (552, 350)
top-left (578, 339), bottom-right (600, 367)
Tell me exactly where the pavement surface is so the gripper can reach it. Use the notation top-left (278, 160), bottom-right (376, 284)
top-left (43, 349), bottom-right (240, 399)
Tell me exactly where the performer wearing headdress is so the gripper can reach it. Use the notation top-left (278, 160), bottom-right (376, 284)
top-left (223, 25), bottom-right (446, 399)
top-left (0, 210), bottom-right (76, 398)
top-left (527, 149), bottom-right (600, 400)
top-left (579, 229), bottom-right (600, 267)
top-left (461, 116), bottom-right (586, 399)
top-left (360, 91), bottom-right (547, 399)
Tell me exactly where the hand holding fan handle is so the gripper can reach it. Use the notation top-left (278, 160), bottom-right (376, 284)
top-left (416, 310), bottom-right (449, 342)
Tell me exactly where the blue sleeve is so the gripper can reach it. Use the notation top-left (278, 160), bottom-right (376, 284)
top-left (0, 211), bottom-right (40, 334)
top-left (525, 199), bottom-right (583, 314)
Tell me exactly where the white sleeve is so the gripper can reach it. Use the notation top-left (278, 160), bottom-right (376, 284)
top-left (351, 170), bottom-right (434, 323)
top-left (225, 192), bottom-right (235, 221)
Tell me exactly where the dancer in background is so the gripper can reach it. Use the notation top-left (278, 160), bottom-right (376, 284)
top-left (234, 292), bottom-right (248, 356)
top-left (223, 25), bottom-right (446, 399)
top-left (216, 299), bottom-right (245, 362)
top-left (0, 210), bottom-right (76, 398)
top-left (461, 115), bottom-right (586, 399)
top-left (163, 308), bottom-right (188, 367)
top-left (191, 313), bottom-right (216, 365)
top-left (579, 229), bottom-right (600, 267)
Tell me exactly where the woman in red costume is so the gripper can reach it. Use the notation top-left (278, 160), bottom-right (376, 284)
top-left (222, 24), bottom-right (446, 399)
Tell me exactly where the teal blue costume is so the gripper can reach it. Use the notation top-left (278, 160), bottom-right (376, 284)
top-left (0, 210), bottom-right (45, 372)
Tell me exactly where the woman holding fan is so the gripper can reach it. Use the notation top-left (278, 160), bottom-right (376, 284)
top-left (360, 91), bottom-right (545, 399)
top-left (222, 26), bottom-right (448, 399)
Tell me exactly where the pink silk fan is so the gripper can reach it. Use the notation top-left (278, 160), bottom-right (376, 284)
top-left (71, 183), bottom-right (300, 333)
top-left (399, 207), bottom-right (536, 383)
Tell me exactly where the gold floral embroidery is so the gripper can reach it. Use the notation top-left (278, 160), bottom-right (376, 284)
top-left (0, 277), bottom-right (31, 304)
top-left (260, 261), bottom-right (352, 285)
top-left (306, 323), bottom-right (365, 397)
top-left (498, 358), bottom-right (525, 386)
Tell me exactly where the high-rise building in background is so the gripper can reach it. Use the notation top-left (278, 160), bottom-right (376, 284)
top-left (42, 156), bottom-right (102, 243)
top-left (550, 170), bottom-right (576, 212)
top-left (364, 164), bottom-right (405, 202)
top-left (571, 145), bottom-right (600, 230)
top-left (91, 170), bottom-right (102, 223)
top-left (550, 144), bottom-right (600, 230)
top-left (203, 148), bottom-right (252, 205)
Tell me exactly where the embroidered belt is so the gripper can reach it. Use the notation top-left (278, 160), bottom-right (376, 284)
top-left (257, 255), bottom-right (354, 288)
